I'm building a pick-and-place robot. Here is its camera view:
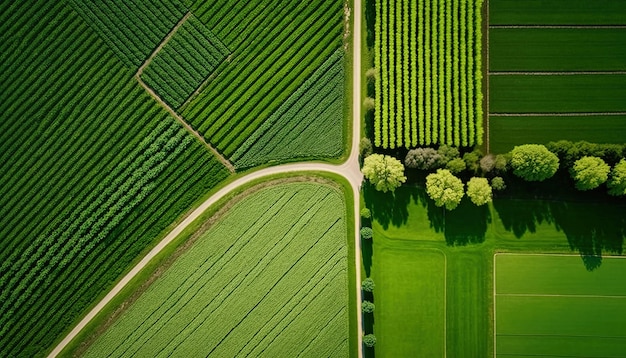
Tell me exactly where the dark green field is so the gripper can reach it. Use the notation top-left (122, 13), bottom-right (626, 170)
top-left (490, 28), bottom-right (626, 71)
top-left (489, 115), bottom-right (626, 152)
top-left (489, 0), bottom-right (626, 25)
top-left (490, 74), bottom-right (626, 113)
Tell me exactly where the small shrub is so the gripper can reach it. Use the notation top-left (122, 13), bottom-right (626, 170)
top-left (362, 278), bottom-right (375, 292)
top-left (366, 67), bottom-right (377, 83)
top-left (446, 157), bottom-right (466, 174)
top-left (363, 334), bottom-right (377, 347)
top-left (360, 208), bottom-right (371, 219)
top-left (405, 147), bottom-right (442, 170)
top-left (463, 151), bottom-right (481, 174)
top-left (480, 154), bottom-right (495, 173)
top-left (362, 300), bottom-right (375, 313)
top-left (437, 144), bottom-right (460, 163)
top-left (494, 154), bottom-right (509, 173)
top-left (360, 227), bottom-right (373, 240)
top-left (359, 138), bottom-right (373, 158)
top-left (363, 97), bottom-right (375, 112)
top-left (491, 176), bottom-right (506, 191)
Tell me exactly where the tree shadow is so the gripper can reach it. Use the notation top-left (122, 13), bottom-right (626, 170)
top-left (363, 183), bottom-right (417, 230)
top-left (365, 0), bottom-right (375, 47)
top-left (443, 198), bottom-right (490, 246)
top-left (362, 237), bottom-right (373, 277)
top-left (492, 198), bottom-right (554, 238)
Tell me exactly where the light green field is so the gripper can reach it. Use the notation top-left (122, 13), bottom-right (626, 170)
top-left (373, 248), bottom-right (445, 357)
top-left (490, 28), bottom-right (626, 71)
top-left (490, 74), bottom-right (626, 113)
top-left (495, 254), bottom-right (626, 357)
top-left (85, 181), bottom-right (354, 357)
top-left (489, 115), bottom-right (626, 153)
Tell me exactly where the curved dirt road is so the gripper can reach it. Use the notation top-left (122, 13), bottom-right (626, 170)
top-left (49, 0), bottom-right (363, 356)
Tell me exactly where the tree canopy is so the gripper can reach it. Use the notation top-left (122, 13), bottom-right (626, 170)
top-left (362, 154), bottom-right (407, 192)
top-left (360, 227), bottom-right (373, 240)
top-left (363, 334), bottom-right (377, 347)
top-left (466, 177), bottom-right (492, 206)
top-left (362, 300), bottom-right (375, 313)
top-left (511, 144), bottom-right (559, 181)
top-left (608, 159), bottom-right (626, 196)
top-left (361, 278), bottom-right (375, 292)
top-left (570, 156), bottom-right (610, 191)
top-left (404, 147), bottom-right (442, 170)
top-left (425, 169), bottom-right (465, 210)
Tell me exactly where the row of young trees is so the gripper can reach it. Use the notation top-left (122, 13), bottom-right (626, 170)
top-left (374, 0), bottom-right (484, 149)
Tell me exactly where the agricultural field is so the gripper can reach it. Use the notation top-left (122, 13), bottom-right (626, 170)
top-left (181, 0), bottom-right (346, 160)
top-left (374, 0), bottom-right (484, 148)
top-left (364, 182), bottom-right (626, 357)
top-left (495, 254), bottom-right (626, 357)
top-left (488, 0), bottom-right (626, 152)
top-left (0, 1), bottom-right (231, 356)
top-left (82, 181), bottom-right (355, 357)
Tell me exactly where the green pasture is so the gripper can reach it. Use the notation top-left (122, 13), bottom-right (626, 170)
top-left (364, 182), bottom-right (626, 357)
top-left (85, 182), bottom-right (354, 357)
top-left (490, 28), bottom-right (626, 71)
top-left (495, 254), bottom-right (626, 357)
top-left (490, 74), bottom-right (626, 113)
top-left (373, 248), bottom-right (445, 357)
top-left (489, 0), bottom-right (626, 25)
top-left (489, 115), bottom-right (626, 153)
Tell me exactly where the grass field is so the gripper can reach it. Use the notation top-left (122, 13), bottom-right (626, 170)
top-left (495, 254), bottom-right (626, 357)
top-left (374, 248), bottom-right (445, 357)
top-left (490, 74), bottom-right (626, 113)
top-left (0, 2), bottom-right (231, 356)
top-left (490, 28), bottom-right (626, 71)
top-left (364, 181), bottom-right (626, 357)
top-left (84, 181), bottom-right (355, 357)
top-left (489, 115), bottom-right (626, 153)
top-left (181, 0), bottom-right (345, 158)
top-left (489, 0), bottom-right (626, 25)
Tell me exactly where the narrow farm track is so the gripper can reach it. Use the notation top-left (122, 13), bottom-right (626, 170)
top-left (48, 0), bottom-right (363, 356)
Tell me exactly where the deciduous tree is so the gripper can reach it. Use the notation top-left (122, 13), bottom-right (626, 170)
top-left (425, 169), bottom-right (464, 210)
top-left (466, 177), bottom-right (492, 206)
top-left (511, 144), bottom-right (559, 181)
top-left (570, 156), bottom-right (610, 191)
top-left (362, 154), bottom-right (407, 192)
top-left (608, 159), bottom-right (626, 196)
top-left (405, 147), bottom-right (442, 170)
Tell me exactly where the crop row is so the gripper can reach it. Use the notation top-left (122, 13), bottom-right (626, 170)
top-left (180, 0), bottom-right (343, 158)
top-left (69, 0), bottom-right (185, 67)
top-left (141, 15), bottom-right (229, 109)
top-left (375, 0), bottom-right (484, 148)
top-left (232, 50), bottom-right (344, 169)
top-left (85, 183), bottom-right (349, 357)
top-left (0, 2), bottom-right (230, 356)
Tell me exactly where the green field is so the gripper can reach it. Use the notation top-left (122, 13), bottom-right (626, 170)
top-left (489, 0), bottom-right (626, 25)
top-left (84, 181), bottom-right (355, 357)
top-left (490, 74), bottom-right (626, 113)
top-left (374, 0), bottom-right (484, 148)
top-left (374, 248), bottom-right (445, 357)
top-left (490, 28), bottom-right (626, 71)
top-left (0, 2), bottom-right (231, 356)
top-left (181, 0), bottom-right (345, 158)
top-left (489, 115), bottom-right (626, 153)
top-left (495, 254), bottom-right (626, 357)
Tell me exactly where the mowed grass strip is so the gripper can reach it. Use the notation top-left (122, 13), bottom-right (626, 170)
top-left (84, 182), bottom-right (351, 358)
top-left (495, 254), bottom-right (626, 358)
top-left (490, 28), bottom-right (626, 71)
top-left (489, 115), bottom-right (626, 153)
top-left (490, 74), bottom-right (626, 113)
top-left (374, 248), bottom-right (445, 357)
top-left (489, 0), bottom-right (626, 25)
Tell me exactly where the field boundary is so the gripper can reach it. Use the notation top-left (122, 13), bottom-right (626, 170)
top-left (490, 71), bottom-right (626, 75)
top-left (490, 112), bottom-right (626, 117)
top-left (490, 25), bottom-right (626, 29)
top-left (498, 293), bottom-right (626, 299)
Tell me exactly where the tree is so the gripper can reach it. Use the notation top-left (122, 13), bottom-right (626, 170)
top-left (437, 144), bottom-right (460, 164)
top-left (570, 156), bottom-right (610, 191)
top-left (494, 154), bottom-right (509, 173)
top-left (359, 137), bottom-right (373, 158)
top-left (360, 227), bottom-right (373, 240)
top-left (360, 208), bottom-right (371, 219)
top-left (608, 159), bottom-right (626, 196)
top-left (466, 177), bottom-right (492, 206)
top-left (491, 176), bottom-right (506, 191)
top-left (511, 144), bottom-right (559, 181)
top-left (362, 154), bottom-right (407, 192)
top-left (480, 154), bottom-right (495, 173)
top-left (363, 334), bottom-right (377, 347)
top-left (362, 300), bottom-right (375, 313)
top-left (425, 169), bottom-right (465, 210)
top-left (463, 150), bottom-right (482, 174)
top-left (361, 278), bottom-right (375, 292)
top-left (445, 158), bottom-right (466, 174)
top-left (363, 97), bottom-right (375, 112)
top-left (404, 147), bottom-right (442, 170)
